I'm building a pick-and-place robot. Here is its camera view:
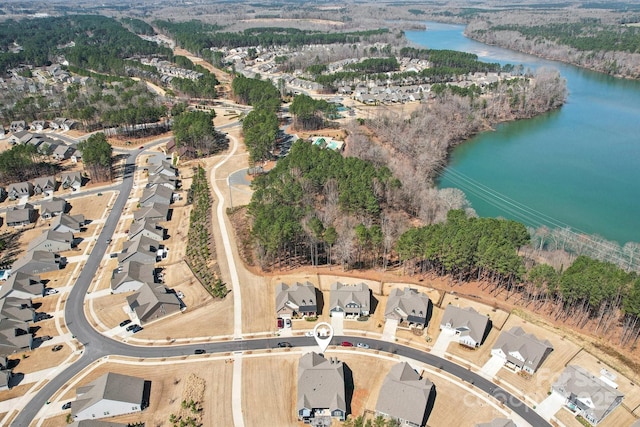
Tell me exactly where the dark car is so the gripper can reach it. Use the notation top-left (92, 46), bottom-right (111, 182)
top-left (132, 325), bottom-right (143, 333)
top-left (194, 349), bottom-right (206, 355)
top-left (341, 341), bottom-right (353, 347)
top-left (51, 344), bottom-right (63, 352)
top-left (126, 324), bottom-right (137, 332)
top-left (277, 318), bottom-right (284, 329)
top-left (277, 342), bottom-right (292, 348)
top-left (119, 319), bottom-right (132, 327)
top-left (62, 402), bottom-right (71, 410)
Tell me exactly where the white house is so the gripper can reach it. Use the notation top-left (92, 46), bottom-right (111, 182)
top-left (72, 372), bottom-right (147, 421)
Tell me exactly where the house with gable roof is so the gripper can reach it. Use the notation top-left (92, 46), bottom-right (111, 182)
top-left (275, 282), bottom-right (318, 318)
top-left (0, 298), bottom-right (35, 323)
top-left (60, 171), bottom-right (83, 191)
top-left (0, 272), bottom-right (45, 299)
top-left (0, 318), bottom-right (32, 355)
top-left (384, 287), bottom-right (432, 328)
top-left (128, 219), bottom-right (164, 242)
top-left (297, 352), bottom-right (347, 423)
top-left (32, 176), bottom-right (57, 196)
top-left (71, 372), bottom-right (148, 421)
top-left (111, 261), bottom-right (155, 294)
top-left (51, 213), bottom-right (85, 233)
top-left (126, 283), bottom-right (182, 324)
top-left (6, 204), bottom-right (37, 227)
top-left (40, 197), bottom-right (67, 219)
top-left (27, 230), bottom-right (74, 253)
top-left (375, 362), bottom-right (435, 427)
top-left (329, 282), bottom-right (370, 318)
top-left (491, 326), bottom-right (553, 374)
top-left (552, 365), bottom-right (624, 425)
top-left (440, 305), bottom-right (491, 348)
top-left (7, 182), bottom-right (33, 200)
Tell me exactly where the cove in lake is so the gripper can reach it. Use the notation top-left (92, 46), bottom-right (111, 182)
top-left (405, 22), bottom-right (640, 245)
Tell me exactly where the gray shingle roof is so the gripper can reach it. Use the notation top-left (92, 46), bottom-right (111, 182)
top-left (441, 305), bottom-right (490, 344)
top-left (72, 372), bottom-right (145, 418)
top-left (0, 298), bottom-right (34, 322)
top-left (275, 282), bottom-right (317, 314)
top-left (40, 197), bottom-right (67, 216)
top-left (376, 362), bottom-right (433, 426)
top-left (133, 203), bottom-right (169, 222)
top-left (0, 272), bottom-right (44, 299)
top-left (553, 365), bottom-right (624, 423)
top-left (492, 327), bottom-right (553, 372)
top-left (27, 230), bottom-right (73, 252)
top-left (384, 287), bottom-right (431, 325)
top-left (297, 352), bottom-right (346, 415)
top-left (475, 419), bottom-right (517, 427)
top-left (329, 282), bottom-right (370, 314)
top-left (111, 261), bottom-right (155, 292)
top-left (126, 283), bottom-right (181, 324)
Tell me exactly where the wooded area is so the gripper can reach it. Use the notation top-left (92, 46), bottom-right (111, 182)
top-left (172, 110), bottom-right (228, 158)
top-left (77, 133), bottom-right (113, 182)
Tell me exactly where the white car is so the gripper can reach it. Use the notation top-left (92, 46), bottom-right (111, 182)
top-left (176, 291), bottom-right (184, 299)
top-left (305, 331), bottom-right (315, 337)
top-left (45, 289), bottom-right (59, 296)
top-left (356, 342), bottom-right (370, 349)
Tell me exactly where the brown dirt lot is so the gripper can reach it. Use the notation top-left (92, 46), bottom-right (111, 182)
top-left (47, 358), bottom-right (233, 427)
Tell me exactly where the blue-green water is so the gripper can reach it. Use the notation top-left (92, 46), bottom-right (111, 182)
top-left (406, 22), bottom-right (640, 245)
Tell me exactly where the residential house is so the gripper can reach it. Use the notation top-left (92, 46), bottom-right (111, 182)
top-left (491, 327), bottom-right (554, 374)
top-left (375, 362), bottom-right (435, 427)
top-left (475, 419), bottom-right (517, 427)
top-left (72, 372), bottom-right (147, 421)
top-left (297, 352), bottom-right (346, 423)
top-left (126, 283), bottom-right (182, 325)
top-left (384, 287), bottom-right (432, 328)
top-left (150, 160), bottom-right (178, 178)
top-left (11, 251), bottom-right (62, 275)
top-left (8, 130), bottom-right (28, 145)
top-left (147, 173), bottom-right (178, 191)
top-left (552, 365), bottom-right (624, 426)
top-left (32, 176), bottom-right (57, 196)
top-left (71, 148), bottom-right (82, 164)
top-left (40, 197), bottom-right (67, 219)
top-left (9, 121), bottom-right (25, 133)
top-left (0, 272), bottom-right (45, 299)
top-left (33, 176), bottom-right (57, 196)
top-left (0, 298), bottom-right (35, 323)
top-left (51, 213), bottom-right (85, 233)
top-left (53, 144), bottom-right (74, 161)
top-left (27, 230), bottom-right (74, 253)
top-left (128, 220), bottom-right (164, 243)
top-left (111, 261), bottom-right (155, 294)
top-left (61, 171), bottom-right (83, 191)
top-left (30, 120), bottom-right (47, 132)
top-left (440, 305), bottom-right (491, 348)
top-left (275, 282), bottom-right (318, 318)
top-left (117, 236), bottom-right (159, 265)
top-left (139, 185), bottom-right (173, 208)
top-left (0, 318), bottom-right (32, 355)
top-left (6, 204), bottom-right (37, 227)
top-left (7, 182), bottom-right (34, 200)
top-left (133, 203), bottom-right (169, 222)
top-left (329, 282), bottom-right (370, 318)
top-left (0, 356), bottom-right (12, 390)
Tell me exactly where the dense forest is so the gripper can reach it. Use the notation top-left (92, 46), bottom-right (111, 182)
top-left (153, 21), bottom-right (389, 52)
top-left (77, 133), bottom-right (113, 182)
top-left (0, 144), bottom-right (58, 183)
top-left (172, 110), bottom-right (228, 158)
top-left (466, 19), bottom-right (640, 79)
top-left (0, 15), bottom-right (171, 75)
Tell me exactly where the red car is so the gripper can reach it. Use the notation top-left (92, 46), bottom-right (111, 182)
top-left (341, 341), bottom-right (353, 347)
top-left (277, 318), bottom-right (284, 329)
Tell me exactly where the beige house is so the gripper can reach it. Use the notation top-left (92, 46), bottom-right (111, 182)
top-left (491, 327), bottom-right (553, 374)
top-left (329, 282), bottom-right (370, 318)
top-left (275, 282), bottom-right (318, 318)
top-left (384, 287), bottom-right (432, 328)
top-left (72, 372), bottom-right (148, 421)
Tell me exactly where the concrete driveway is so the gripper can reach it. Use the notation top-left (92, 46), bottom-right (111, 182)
top-left (381, 319), bottom-right (398, 342)
top-left (480, 355), bottom-right (505, 379)
top-left (535, 391), bottom-right (565, 421)
top-left (431, 330), bottom-right (456, 356)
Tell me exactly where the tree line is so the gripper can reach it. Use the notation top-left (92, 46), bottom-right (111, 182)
top-left (0, 144), bottom-right (58, 183)
top-left (289, 94), bottom-right (337, 131)
top-left (172, 110), bottom-right (228, 158)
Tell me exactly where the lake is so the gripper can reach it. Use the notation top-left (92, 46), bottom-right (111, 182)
top-left (406, 22), bottom-right (640, 245)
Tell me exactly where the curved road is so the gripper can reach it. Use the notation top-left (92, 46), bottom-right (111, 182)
top-left (12, 138), bottom-right (550, 427)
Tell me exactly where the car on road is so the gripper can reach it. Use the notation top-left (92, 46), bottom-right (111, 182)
top-left (194, 349), bottom-right (206, 354)
top-left (139, 146), bottom-right (144, 149)
top-left (62, 402), bottom-right (71, 410)
top-left (126, 324), bottom-right (137, 332)
top-left (356, 342), bottom-right (370, 349)
top-left (106, 239), bottom-right (112, 244)
top-left (277, 342), bottom-right (292, 348)
top-left (132, 325), bottom-right (143, 333)
top-left (341, 341), bottom-right (353, 347)
top-left (119, 319), bottom-right (131, 328)
top-left (51, 345), bottom-right (63, 352)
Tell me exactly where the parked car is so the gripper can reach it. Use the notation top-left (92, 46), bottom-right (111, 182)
top-left (305, 331), bottom-right (315, 337)
top-left (119, 319), bottom-right (131, 328)
top-left (356, 342), bottom-right (370, 349)
top-left (44, 288), bottom-right (59, 296)
top-left (126, 324), bottom-right (137, 332)
top-left (39, 335), bottom-right (52, 341)
top-left (285, 318), bottom-right (292, 328)
top-left (194, 349), bottom-right (206, 354)
top-left (277, 318), bottom-right (284, 329)
top-left (51, 345), bottom-right (63, 352)
top-left (341, 341), bottom-right (353, 347)
top-left (277, 342), bottom-right (292, 348)
top-left (62, 402), bottom-right (71, 410)
top-left (132, 325), bottom-right (143, 333)
top-left (176, 291), bottom-right (184, 299)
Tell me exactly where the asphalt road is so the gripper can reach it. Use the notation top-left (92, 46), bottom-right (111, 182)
top-left (11, 136), bottom-right (550, 427)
